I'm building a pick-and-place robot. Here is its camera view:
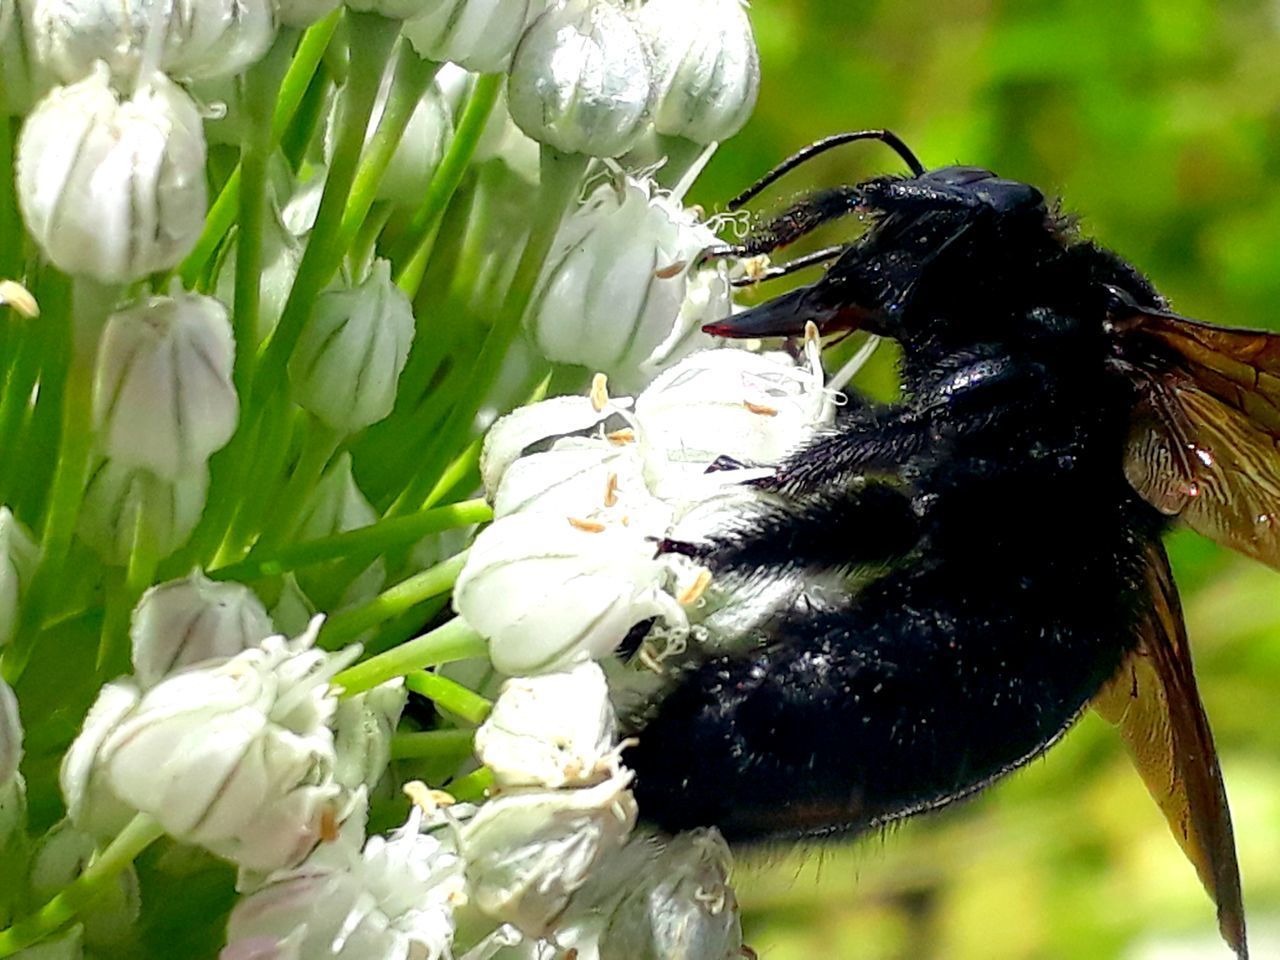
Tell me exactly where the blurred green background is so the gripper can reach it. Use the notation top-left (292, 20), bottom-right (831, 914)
top-left (683, 1), bottom-right (1280, 958)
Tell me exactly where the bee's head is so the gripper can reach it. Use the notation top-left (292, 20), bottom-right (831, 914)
top-left (704, 165), bottom-right (1057, 345)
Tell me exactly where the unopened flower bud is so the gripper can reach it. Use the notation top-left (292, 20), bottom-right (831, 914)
top-left (63, 620), bottom-right (354, 871)
top-left (600, 829), bottom-right (741, 960)
top-left (476, 661), bottom-right (617, 788)
top-left (130, 571), bottom-right (274, 688)
top-left (78, 461), bottom-right (208, 566)
top-left (275, 0), bottom-right (337, 28)
top-left (403, 0), bottom-right (534, 73)
top-left (60, 680), bottom-right (141, 841)
top-left (94, 289), bottom-right (237, 481)
top-left (454, 512), bottom-right (684, 675)
top-left (636, 0), bottom-right (759, 144)
top-left (16, 66), bottom-right (207, 283)
top-left (332, 680), bottom-right (407, 792)
top-left (30, 820), bottom-right (141, 948)
top-left (0, 508), bottom-right (38, 650)
top-left (0, 676), bottom-right (21, 789)
top-left (526, 176), bottom-right (727, 391)
top-left (290, 261), bottom-right (414, 435)
top-left (30, 0), bottom-right (275, 85)
top-left (462, 769), bottom-right (638, 935)
top-left (508, 0), bottom-right (655, 157)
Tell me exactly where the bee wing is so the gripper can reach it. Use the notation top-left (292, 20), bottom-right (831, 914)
top-left (1121, 309), bottom-right (1280, 568)
top-left (1093, 541), bottom-right (1246, 959)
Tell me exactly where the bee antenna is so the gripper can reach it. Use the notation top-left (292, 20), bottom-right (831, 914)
top-left (728, 130), bottom-right (926, 210)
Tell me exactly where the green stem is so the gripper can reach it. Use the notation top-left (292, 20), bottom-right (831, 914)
top-left (96, 474), bottom-right (164, 673)
top-left (0, 814), bottom-right (164, 957)
top-left (0, 117), bottom-right (19, 278)
top-left (0, 278), bottom-right (58, 505)
top-left (394, 72), bottom-right (504, 295)
top-left (231, 32), bottom-right (298, 398)
top-left (404, 670), bottom-right (492, 724)
top-left (319, 552), bottom-right (468, 649)
top-left (177, 11), bottom-right (341, 287)
top-left (447, 767), bottom-right (494, 802)
top-left (253, 419), bottom-right (342, 553)
top-left (333, 614), bottom-right (485, 697)
top-left (391, 727), bottom-right (475, 760)
top-left (2, 277), bottom-right (116, 684)
top-left (389, 147), bottom-right (589, 517)
top-left (211, 497), bottom-right (490, 582)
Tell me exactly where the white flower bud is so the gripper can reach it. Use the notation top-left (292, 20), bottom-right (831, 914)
top-left (290, 261), bottom-right (414, 435)
top-left (63, 620), bottom-right (354, 871)
top-left (130, 571), bottom-right (274, 688)
top-left (60, 679), bottom-right (141, 841)
top-left (78, 461), bottom-right (208, 566)
top-left (599, 829), bottom-right (741, 960)
top-left (94, 289), bottom-right (238, 481)
top-left (16, 66), bottom-right (207, 283)
top-left (508, 0), bottom-right (655, 157)
top-left (275, 0), bottom-right (337, 28)
top-left (332, 680), bottom-right (407, 792)
top-left (462, 769), bottom-right (637, 935)
top-left (30, 820), bottom-right (141, 948)
top-left (403, 0), bottom-right (533, 74)
top-left (225, 800), bottom-right (466, 960)
top-left (634, 347), bottom-right (833, 475)
top-left (30, 0), bottom-right (275, 85)
top-left (475, 661), bottom-right (617, 789)
top-left (635, 0), bottom-right (759, 144)
top-left (271, 573), bottom-right (317, 638)
top-left (526, 176), bottom-right (727, 392)
top-left (324, 71), bottom-right (452, 207)
top-left (0, 508), bottom-right (38, 650)
top-left (480, 395), bottom-right (630, 499)
top-left (454, 512), bottom-right (684, 675)
top-left (0, 676), bottom-right (21, 789)
top-left (294, 456), bottom-right (386, 611)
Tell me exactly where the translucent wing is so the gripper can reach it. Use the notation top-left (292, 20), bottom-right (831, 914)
top-left (1093, 541), bottom-right (1246, 959)
top-left (1119, 308), bottom-right (1280, 568)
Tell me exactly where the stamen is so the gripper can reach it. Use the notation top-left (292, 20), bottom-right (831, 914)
top-left (590, 373), bottom-right (609, 412)
top-left (678, 567), bottom-right (713, 605)
top-left (568, 517), bottom-right (606, 533)
top-left (606, 427), bottom-right (636, 444)
top-left (0, 280), bottom-right (39, 318)
top-left (604, 472), bottom-right (619, 507)
top-left (744, 400), bottom-right (779, 417)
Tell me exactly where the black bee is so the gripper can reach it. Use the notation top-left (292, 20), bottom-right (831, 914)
top-left (623, 130), bottom-right (1280, 959)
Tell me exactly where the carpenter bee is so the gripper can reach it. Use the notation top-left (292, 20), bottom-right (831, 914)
top-left (623, 130), bottom-right (1280, 959)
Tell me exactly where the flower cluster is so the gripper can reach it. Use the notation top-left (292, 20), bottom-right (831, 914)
top-left (0, 0), bottom-right (779, 955)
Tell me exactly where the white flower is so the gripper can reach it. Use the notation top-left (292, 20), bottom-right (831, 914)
top-left (0, 675), bottom-right (21, 789)
top-left (635, 0), bottom-right (759, 144)
top-left (598, 829), bottom-right (741, 960)
top-left (454, 512), bottom-right (685, 675)
top-left (289, 260), bottom-right (414, 435)
top-left (462, 769), bottom-right (638, 935)
top-left (60, 680), bottom-right (142, 841)
top-left (0, 507), bottom-right (38, 649)
top-left (324, 70), bottom-right (452, 207)
top-left (29, 820), bottom-right (141, 948)
top-left (78, 460), bottom-right (208, 566)
top-left (224, 798), bottom-right (466, 960)
top-left (526, 175), bottom-right (728, 392)
top-left (403, 0), bottom-right (536, 74)
top-left (475, 661), bottom-right (618, 789)
top-left (332, 680), bottom-right (407, 792)
top-left (633, 345), bottom-right (833, 483)
top-left (30, 0), bottom-right (275, 84)
top-left (130, 571), bottom-right (275, 688)
top-left (61, 619), bottom-right (355, 872)
top-left (93, 287), bottom-right (238, 481)
top-left (15, 66), bottom-right (207, 283)
top-left (508, 0), bottom-right (655, 157)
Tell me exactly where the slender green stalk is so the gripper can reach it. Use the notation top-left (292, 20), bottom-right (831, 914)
top-left (391, 727), bottom-right (475, 760)
top-left (3, 278), bottom-right (116, 684)
top-left (405, 670), bottom-right (492, 724)
top-left (177, 11), bottom-right (341, 287)
top-left (211, 497), bottom-right (491, 582)
top-left (0, 117), bottom-right (20, 278)
top-left (394, 72), bottom-right (504, 295)
top-left (447, 767), bottom-right (494, 803)
top-left (319, 552), bottom-right (468, 649)
top-left (0, 278), bottom-right (58, 505)
top-left (96, 473), bottom-right (163, 673)
top-left (0, 814), bottom-right (164, 957)
top-left (389, 147), bottom-right (589, 517)
top-left (334, 614), bottom-right (485, 697)
top-left (231, 32), bottom-right (298, 399)
top-left (253, 419), bottom-right (342, 552)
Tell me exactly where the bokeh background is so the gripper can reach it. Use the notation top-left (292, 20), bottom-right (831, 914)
top-left (683, 2), bottom-right (1280, 958)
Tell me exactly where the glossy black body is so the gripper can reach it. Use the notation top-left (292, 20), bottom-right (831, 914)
top-left (625, 167), bottom-right (1176, 839)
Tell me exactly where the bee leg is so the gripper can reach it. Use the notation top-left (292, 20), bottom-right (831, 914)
top-left (700, 186), bottom-right (862, 263)
top-left (760, 406), bottom-right (929, 495)
top-left (660, 482), bottom-right (918, 576)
